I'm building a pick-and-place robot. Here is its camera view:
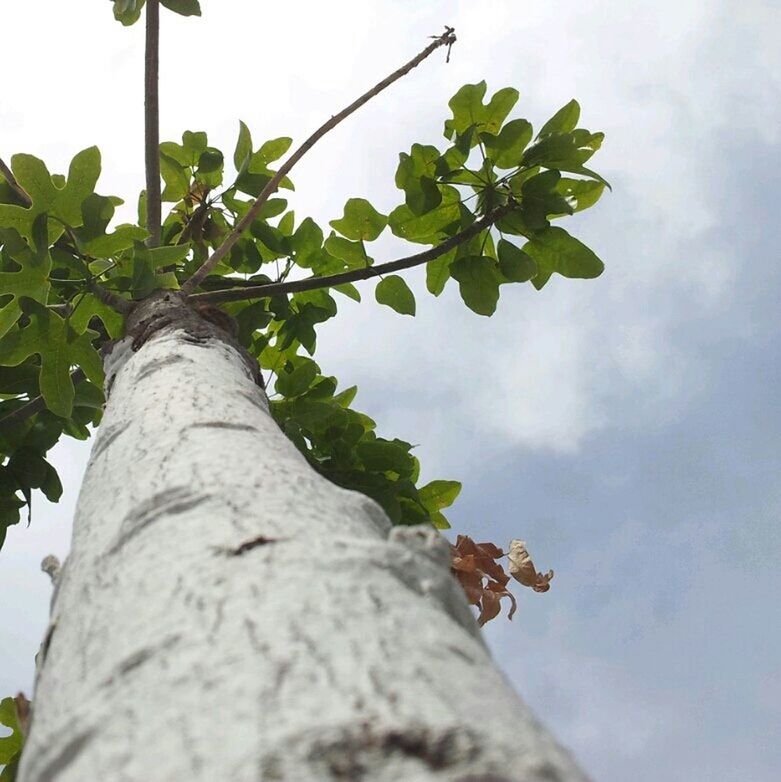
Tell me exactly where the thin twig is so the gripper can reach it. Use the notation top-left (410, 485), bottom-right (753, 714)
top-left (180, 26), bottom-right (457, 296)
top-left (0, 157), bottom-right (32, 207)
top-left (189, 202), bottom-right (512, 306)
top-left (145, 0), bottom-right (162, 247)
top-left (0, 369), bottom-right (86, 428)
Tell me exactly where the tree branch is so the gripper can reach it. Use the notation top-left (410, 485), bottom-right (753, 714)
top-left (180, 26), bottom-right (457, 296)
top-left (145, 0), bottom-right (162, 247)
top-left (188, 203), bottom-right (512, 306)
top-left (0, 157), bottom-right (32, 207)
top-left (0, 369), bottom-right (85, 428)
top-left (87, 280), bottom-right (135, 315)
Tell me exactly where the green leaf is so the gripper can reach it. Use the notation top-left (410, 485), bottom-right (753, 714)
top-left (182, 131), bottom-right (208, 159)
top-left (388, 186), bottom-right (460, 242)
top-left (0, 697), bottom-right (23, 765)
top-left (357, 439), bottom-right (414, 476)
top-left (159, 152), bottom-right (190, 202)
top-left (556, 177), bottom-right (606, 212)
top-left (430, 511), bottom-right (451, 530)
top-left (197, 149), bottom-right (223, 174)
top-left (330, 199), bottom-right (387, 242)
top-left (275, 358), bottom-right (318, 398)
top-left (68, 293), bottom-right (125, 338)
top-left (332, 282), bottom-right (361, 302)
top-left (497, 239), bottom-right (537, 282)
top-left (450, 256), bottom-right (501, 316)
top-left (395, 145), bottom-right (444, 216)
top-left (160, 0), bottom-right (201, 16)
top-left (112, 0), bottom-right (146, 25)
top-left (256, 138), bottom-right (293, 165)
top-left (482, 87), bottom-right (520, 135)
top-left (234, 121), bottom-right (253, 171)
top-left (538, 99), bottom-right (580, 137)
top-left (518, 170), bottom-right (572, 230)
top-left (0, 149), bottom-right (101, 240)
top-left (426, 248), bottom-right (456, 296)
top-left (0, 224), bottom-right (51, 339)
top-left (291, 218), bottom-right (324, 267)
top-left (375, 275), bottom-right (415, 316)
top-left (58, 147), bottom-right (102, 226)
top-left (0, 304), bottom-right (103, 418)
top-left (418, 480), bottom-right (461, 512)
top-left (445, 82), bottom-right (519, 139)
top-left (523, 226), bottom-right (604, 284)
top-left (446, 82), bottom-right (488, 137)
top-left (84, 224), bottom-right (148, 257)
top-left (323, 234), bottom-right (370, 269)
top-left (482, 118), bottom-right (533, 168)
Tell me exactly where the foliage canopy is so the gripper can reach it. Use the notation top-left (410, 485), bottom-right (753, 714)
top-left (0, 2), bottom-right (607, 559)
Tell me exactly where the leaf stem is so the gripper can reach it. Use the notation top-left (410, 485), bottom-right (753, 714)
top-left (180, 26), bottom-right (457, 296)
top-left (189, 202), bottom-right (512, 306)
top-left (145, 0), bottom-right (162, 247)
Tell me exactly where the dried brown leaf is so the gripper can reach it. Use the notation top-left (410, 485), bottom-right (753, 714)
top-left (507, 539), bottom-right (554, 593)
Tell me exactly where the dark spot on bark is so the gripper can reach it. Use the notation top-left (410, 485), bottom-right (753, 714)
top-left (31, 728), bottom-right (95, 782)
top-left (221, 534), bottom-right (285, 556)
top-left (309, 724), bottom-right (482, 780)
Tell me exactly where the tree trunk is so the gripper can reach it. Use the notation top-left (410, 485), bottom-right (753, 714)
top-left (18, 320), bottom-right (588, 782)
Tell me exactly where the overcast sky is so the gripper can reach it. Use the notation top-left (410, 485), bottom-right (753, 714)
top-left (1, 2), bottom-right (780, 780)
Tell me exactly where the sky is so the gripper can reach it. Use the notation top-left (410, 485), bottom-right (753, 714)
top-left (1, 1), bottom-right (780, 780)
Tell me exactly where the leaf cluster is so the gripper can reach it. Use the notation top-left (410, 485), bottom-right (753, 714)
top-left (0, 82), bottom-right (607, 550)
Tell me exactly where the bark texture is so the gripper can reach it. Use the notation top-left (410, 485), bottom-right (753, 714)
top-left (18, 321), bottom-right (588, 782)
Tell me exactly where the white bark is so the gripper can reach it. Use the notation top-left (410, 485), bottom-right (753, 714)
top-left (19, 326), bottom-right (588, 782)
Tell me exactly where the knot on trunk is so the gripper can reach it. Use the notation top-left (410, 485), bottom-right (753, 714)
top-left (103, 290), bottom-right (262, 390)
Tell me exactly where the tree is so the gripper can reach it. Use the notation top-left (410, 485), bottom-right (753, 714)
top-left (0, 1), bottom-right (608, 779)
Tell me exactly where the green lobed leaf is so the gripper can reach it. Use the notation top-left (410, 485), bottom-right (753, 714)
top-left (482, 118), bottom-right (533, 169)
top-left (0, 697), bottom-right (23, 765)
top-left (523, 226), bottom-right (604, 287)
top-left (375, 275), bottom-right (416, 316)
top-left (445, 82), bottom-right (519, 140)
top-left (0, 222), bottom-right (51, 339)
top-left (0, 304), bottom-right (103, 418)
top-left (0, 148), bottom-right (101, 240)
